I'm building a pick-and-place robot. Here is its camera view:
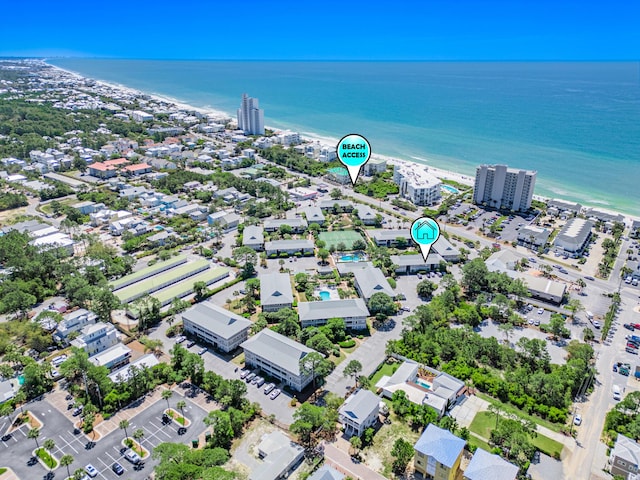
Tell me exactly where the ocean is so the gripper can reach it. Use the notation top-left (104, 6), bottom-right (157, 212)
top-left (50, 59), bottom-right (640, 216)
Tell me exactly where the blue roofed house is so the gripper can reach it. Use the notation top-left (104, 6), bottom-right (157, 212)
top-left (464, 448), bottom-right (518, 480)
top-left (414, 423), bottom-right (465, 480)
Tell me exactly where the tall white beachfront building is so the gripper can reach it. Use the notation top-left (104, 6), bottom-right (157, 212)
top-left (237, 93), bottom-right (264, 135)
top-left (473, 164), bottom-right (536, 212)
top-left (393, 164), bottom-right (442, 206)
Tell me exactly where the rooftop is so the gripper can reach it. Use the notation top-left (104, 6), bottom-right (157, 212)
top-left (414, 423), bottom-right (466, 468)
top-left (339, 389), bottom-right (380, 424)
top-left (182, 301), bottom-right (252, 339)
top-left (464, 448), bottom-right (519, 480)
top-left (298, 299), bottom-right (369, 321)
top-left (241, 329), bottom-right (315, 377)
top-left (260, 272), bottom-right (294, 306)
top-left (353, 266), bottom-right (394, 298)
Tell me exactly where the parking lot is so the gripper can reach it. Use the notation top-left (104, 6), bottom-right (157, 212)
top-left (0, 390), bottom-right (207, 480)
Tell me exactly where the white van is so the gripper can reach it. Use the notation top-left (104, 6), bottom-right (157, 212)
top-left (613, 385), bottom-right (622, 401)
top-left (586, 311), bottom-right (594, 321)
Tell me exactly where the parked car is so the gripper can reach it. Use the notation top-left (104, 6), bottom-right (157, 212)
top-left (626, 347), bottom-right (639, 355)
top-left (124, 449), bottom-right (141, 464)
top-left (175, 336), bottom-right (186, 343)
top-left (624, 324), bottom-right (635, 331)
top-left (573, 414), bottom-right (582, 426)
top-left (112, 462), bottom-right (124, 475)
top-left (584, 276), bottom-right (595, 281)
top-left (592, 320), bottom-right (601, 329)
top-left (533, 319), bottom-right (540, 327)
top-left (264, 383), bottom-right (275, 394)
top-left (198, 348), bottom-right (207, 355)
top-left (251, 376), bottom-right (262, 385)
top-left (186, 340), bottom-right (196, 348)
top-left (72, 406), bottom-right (83, 416)
top-left (239, 369), bottom-right (249, 379)
top-left (256, 377), bottom-right (266, 387)
top-left (245, 373), bottom-right (256, 383)
top-left (537, 308), bottom-right (544, 315)
top-left (269, 388), bottom-right (281, 400)
top-left (85, 464), bottom-right (98, 477)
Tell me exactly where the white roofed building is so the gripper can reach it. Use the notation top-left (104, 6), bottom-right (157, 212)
top-left (182, 302), bottom-right (252, 352)
top-left (393, 163), bottom-right (442, 206)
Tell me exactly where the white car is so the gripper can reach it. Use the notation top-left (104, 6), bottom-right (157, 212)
top-left (573, 414), bottom-right (582, 426)
top-left (537, 308), bottom-right (544, 315)
top-left (124, 449), bottom-right (141, 464)
top-left (85, 464), bottom-right (98, 477)
top-left (269, 388), bottom-right (281, 400)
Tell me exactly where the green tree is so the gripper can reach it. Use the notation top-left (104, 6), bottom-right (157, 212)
top-left (583, 327), bottom-right (595, 343)
top-left (350, 436), bottom-right (362, 455)
top-left (177, 400), bottom-right (187, 425)
top-left (194, 281), bottom-right (208, 302)
top-left (343, 360), bottom-right (363, 388)
top-left (28, 427), bottom-right (40, 449)
top-left (461, 258), bottom-right (489, 297)
top-left (416, 280), bottom-right (437, 298)
top-left (290, 403), bottom-right (327, 448)
top-left (133, 428), bottom-right (145, 450)
top-left (60, 454), bottom-right (74, 479)
top-left (74, 467), bottom-right (87, 480)
top-left (299, 351), bottom-right (332, 390)
top-left (549, 314), bottom-right (566, 339)
top-left (43, 438), bottom-right (56, 471)
top-left (306, 332), bottom-right (334, 356)
top-left (317, 248), bottom-right (330, 264)
top-left (368, 292), bottom-right (398, 317)
top-left (391, 438), bottom-right (414, 474)
top-left (119, 419), bottom-right (130, 443)
top-left (162, 389), bottom-right (173, 411)
top-left (566, 298), bottom-right (584, 323)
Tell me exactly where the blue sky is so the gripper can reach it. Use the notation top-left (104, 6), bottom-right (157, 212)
top-left (2, 0), bottom-right (638, 60)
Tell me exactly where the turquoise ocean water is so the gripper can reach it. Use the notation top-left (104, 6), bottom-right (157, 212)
top-left (50, 60), bottom-right (640, 216)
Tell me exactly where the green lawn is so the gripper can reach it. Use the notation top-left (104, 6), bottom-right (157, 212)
top-left (475, 393), bottom-right (563, 433)
top-left (468, 433), bottom-right (492, 452)
top-left (368, 361), bottom-right (398, 389)
top-left (168, 409), bottom-right (186, 425)
top-left (469, 411), bottom-right (563, 458)
top-left (0, 467), bottom-right (7, 474)
top-left (36, 448), bottom-right (57, 469)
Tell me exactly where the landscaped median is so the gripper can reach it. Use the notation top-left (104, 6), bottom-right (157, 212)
top-left (33, 448), bottom-right (58, 470)
top-left (165, 408), bottom-right (191, 427)
top-left (121, 439), bottom-right (150, 459)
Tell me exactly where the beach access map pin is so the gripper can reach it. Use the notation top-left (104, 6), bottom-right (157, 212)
top-left (411, 217), bottom-right (441, 262)
top-left (337, 134), bottom-right (371, 185)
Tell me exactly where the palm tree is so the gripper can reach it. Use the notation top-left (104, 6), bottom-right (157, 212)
top-left (28, 427), bottom-right (40, 450)
top-left (43, 438), bottom-right (56, 471)
top-left (488, 403), bottom-right (503, 429)
top-left (13, 390), bottom-right (26, 416)
top-left (119, 419), bottom-right (130, 444)
top-left (133, 428), bottom-right (145, 453)
top-left (74, 467), bottom-right (86, 480)
top-left (162, 389), bottom-right (173, 411)
top-left (60, 454), bottom-right (74, 479)
top-left (176, 400), bottom-right (186, 425)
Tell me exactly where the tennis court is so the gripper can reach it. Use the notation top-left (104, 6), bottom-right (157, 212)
top-left (318, 230), bottom-right (365, 250)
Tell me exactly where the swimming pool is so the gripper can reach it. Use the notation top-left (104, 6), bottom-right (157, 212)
top-left (415, 378), bottom-right (431, 390)
top-left (441, 184), bottom-right (460, 194)
top-left (318, 290), bottom-right (331, 301)
top-left (18, 375), bottom-right (24, 386)
top-left (338, 252), bottom-right (368, 262)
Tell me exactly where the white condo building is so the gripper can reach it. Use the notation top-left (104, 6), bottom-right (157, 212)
top-left (473, 164), bottom-right (536, 212)
top-left (237, 93), bottom-right (265, 135)
top-left (393, 164), bottom-right (442, 206)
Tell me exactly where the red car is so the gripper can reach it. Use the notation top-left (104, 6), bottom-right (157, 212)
top-left (633, 324), bottom-right (640, 330)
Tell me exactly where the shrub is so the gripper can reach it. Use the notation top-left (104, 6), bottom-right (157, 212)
top-left (339, 339), bottom-right (356, 348)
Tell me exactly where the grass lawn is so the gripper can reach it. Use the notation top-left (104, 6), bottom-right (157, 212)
top-left (231, 352), bottom-right (245, 366)
top-left (167, 409), bottom-right (186, 425)
top-left (469, 411), bottom-right (563, 458)
top-left (468, 433), bottom-right (492, 452)
top-left (330, 350), bottom-right (346, 366)
top-left (368, 361), bottom-right (398, 389)
top-left (36, 448), bottom-right (57, 469)
top-left (475, 393), bottom-right (563, 433)
top-left (0, 467), bottom-right (7, 474)
top-left (365, 415), bottom-right (421, 477)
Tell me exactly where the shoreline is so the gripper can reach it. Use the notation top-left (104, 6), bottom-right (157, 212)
top-left (46, 62), bottom-right (638, 224)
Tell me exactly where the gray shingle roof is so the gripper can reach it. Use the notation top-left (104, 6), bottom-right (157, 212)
top-left (308, 466), bottom-right (345, 480)
top-left (264, 218), bottom-right (307, 230)
top-left (464, 448), bottom-right (518, 480)
top-left (390, 253), bottom-right (443, 267)
top-left (243, 225), bottom-right (264, 245)
top-left (339, 389), bottom-right (380, 424)
top-left (303, 206), bottom-right (325, 223)
top-left (264, 239), bottom-right (314, 251)
top-left (260, 273), bottom-right (294, 306)
top-left (241, 329), bottom-right (315, 376)
top-left (369, 229), bottom-right (411, 241)
top-left (353, 266), bottom-right (394, 298)
top-left (182, 302), bottom-right (252, 339)
top-left (298, 299), bottom-right (369, 322)
top-left (414, 424), bottom-right (465, 468)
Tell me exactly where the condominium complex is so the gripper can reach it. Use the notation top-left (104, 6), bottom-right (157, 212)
top-left (473, 164), bottom-right (536, 212)
top-left (70, 322), bottom-right (119, 356)
top-left (393, 164), bottom-right (442, 206)
top-left (182, 302), bottom-right (252, 353)
top-left (237, 93), bottom-right (264, 135)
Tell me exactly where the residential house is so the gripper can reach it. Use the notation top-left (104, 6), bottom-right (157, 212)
top-left (264, 218), bottom-right (308, 233)
top-left (318, 199), bottom-right (354, 213)
top-left (108, 354), bottom-right (159, 384)
top-left (70, 322), bottom-right (120, 356)
top-left (89, 343), bottom-right (132, 371)
top-left (208, 211), bottom-right (241, 231)
top-left (248, 431), bottom-right (305, 480)
top-left (464, 448), bottom-right (519, 480)
top-left (610, 433), bottom-right (640, 480)
top-left (414, 424), bottom-right (465, 480)
top-left (303, 206), bottom-right (326, 226)
top-left (391, 254), bottom-right (444, 275)
top-left (182, 302), bottom-right (252, 352)
top-left (241, 329), bottom-right (319, 391)
top-left (298, 299), bottom-right (369, 329)
top-left (353, 266), bottom-right (394, 301)
top-left (356, 205), bottom-right (379, 225)
top-left (264, 239), bottom-right (315, 256)
top-left (53, 309), bottom-right (98, 344)
top-left (369, 229), bottom-right (411, 247)
top-left (338, 389), bottom-right (380, 437)
top-left (431, 236), bottom-right (461, 262)
top-left (242, 225), bottom-right (264, 251)
top-left (260, 273), bottom-right (293, 312)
